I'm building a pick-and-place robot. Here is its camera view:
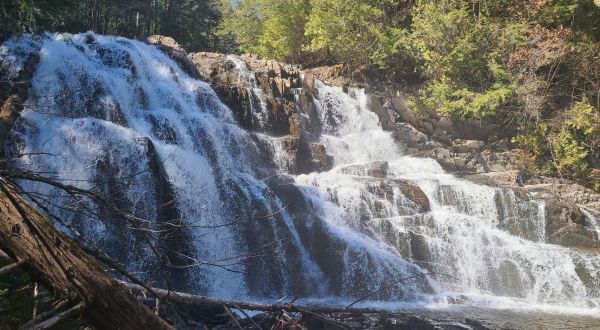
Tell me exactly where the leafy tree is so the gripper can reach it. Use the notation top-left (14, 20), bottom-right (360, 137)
top-left (217, 0), bottom-right (309, 61)
top-left (409, 0), bottom-right (522, 117)
top-left (305, 0), bottom-right (388, 65)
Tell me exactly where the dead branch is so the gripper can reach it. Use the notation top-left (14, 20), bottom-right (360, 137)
top-left (0, 259), bottom-right (25, 276)
top-left (20, 302), bottom-right (84, 330)
top-left (345, 272), bottom-right (435, 309)
top-left (120, 281), bottom-right (414, 315)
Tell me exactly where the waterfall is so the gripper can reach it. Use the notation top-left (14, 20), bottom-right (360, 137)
top-left (295, 81), bottom-right (600, 311)
top-left (1, 33), bottom-right (599, 315)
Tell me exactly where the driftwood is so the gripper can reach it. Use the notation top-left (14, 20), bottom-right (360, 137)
top-left (0, 178), bottom-right (173, 329)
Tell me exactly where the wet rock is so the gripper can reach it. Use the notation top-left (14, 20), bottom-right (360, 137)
top-left (147, 35), bottom-right (200, 79)
top-left (547, 227), bottom-right (600, 249)
top-left (139, 137), bottom-right (195, 290)
top-left (212, 85), bottom-right (255, 130)
top-left (392, 180), bottom-right (431, 213)
top-left (359, 177), bottom-right (430, 213)
top-left (297, 142), bottom-right (333, 173)
top-left (464, 171), bottom-right (600, 249)
top-left (409, 231), bottom-right (432, 263)
top-left (367, 94), bottom-right (395, 130)
top-left (368, 161), bottom-right (389, 178)
top-left (296, 90), bottom-right (322, 139)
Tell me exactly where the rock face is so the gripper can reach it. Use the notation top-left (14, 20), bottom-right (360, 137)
top-left (147, 35), bottom-right (200, 79)
top-left (466, 171), bottom-right (600, 249)
top-left (186, 51), bottom-right (330, 175)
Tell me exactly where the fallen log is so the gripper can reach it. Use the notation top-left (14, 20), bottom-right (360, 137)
top-left (0, 178), bottom-right (172, 329)
top-left (120, 281), bottom-right (403, 315)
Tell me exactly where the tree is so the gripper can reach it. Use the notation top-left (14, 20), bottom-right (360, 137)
top-left (217, 0), bottom-right (310, 61)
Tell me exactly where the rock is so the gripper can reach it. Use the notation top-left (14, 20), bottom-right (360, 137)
top-left (367, 95), bottom-right (394, 130)
top-left (394, 123), bottom-right (443, 152)
top-left (452, 139), bottom-right (485, 154)
top-left (544, 201), bottom-right (600, 249)
top-left (188, 52), bottom-right (312, 138)
top-left (464, 171), bottom-right (600, 249)
top-left (368, 161), bottom-right (389, 178)
top-left (359, 177), bottom-right (430, 213)
top-left (337, 161), bottom-right (389, 178)
top-left (147, 35), bottom-right (182, 50)
top-left (393, 180), bottom-right (430, 212)
top-left (315, 145), bottom-right (331, 168)
top-left (547, 227), bottom-right (600, 249)
top-left (409, 231), bottom-right (432, 263)
top-left (147, 35), bottom-right (200, 79)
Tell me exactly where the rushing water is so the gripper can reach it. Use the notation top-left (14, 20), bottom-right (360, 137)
top-left (1, 33), bottom-right (599, 323)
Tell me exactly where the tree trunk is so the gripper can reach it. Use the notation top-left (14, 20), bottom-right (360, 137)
top-left (0, 179), bottom-right (173, 330)
top-left (0, 53), bottom-right (38, 147)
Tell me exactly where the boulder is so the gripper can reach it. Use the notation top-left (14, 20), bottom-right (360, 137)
top-left (367, 161), bottom-right (389, 178)
top-left (394, 122), bottom-right (443, 152)
top-left (338, 161), bottom-right (389, 178)
top-left (297, 142), bottom-right (333, 173)
top-left (147, 35), bottom-right (200, 79)
top-left (464, 171), bottom-right (600, 249)
top-left (359, 177), bottom-right (430, 213)
top-left (366, 95), bottom-right (395, 130)
top-left (147, 35), bottom-right (182, 50)
top-left (544, 201), bottom-right (600, 249)
top-left (452, 139), bottom-right (485, 154)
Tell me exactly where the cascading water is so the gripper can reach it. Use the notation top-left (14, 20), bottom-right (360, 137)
top-left (1, 33), bottom-right (599, 319)
top-left (294, 81), bottom-right (600, 312)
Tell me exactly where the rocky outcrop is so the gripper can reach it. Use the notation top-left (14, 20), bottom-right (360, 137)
top-left (339, 162), bottom-right (430, 213)
top-left (465, 171), bottom-right (600, 250)
top-left (147, 35), bottom-right (200, 79)
top-left (187, 52), bottom-right (305, 135)
top-left (186, 51), bottom-right (330, 175)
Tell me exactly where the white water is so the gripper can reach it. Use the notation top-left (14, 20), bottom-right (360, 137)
top-left (1, 33), bottom-right (599, 316)
top-left (225, 55), bottom-right (270, 127)
top-left (295, 81), bottom-right (600, 312)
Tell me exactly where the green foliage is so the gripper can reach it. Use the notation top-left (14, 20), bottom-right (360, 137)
top-left (217, 0), bottom-right (267, 55)
top-left (421, 79), bottom-right (513, 117)
top-left (218, 0), bottom-right (310, 60)
top-left (514, 99), bottom-right (600, 187)
top-left (408, 0), bottom-right (523, 117)
top-left (261, 0), bottom-right (310, 60)
top-left (218, 0), bottom-right (404, 64)
top-left (305, 0), bottom-right (392, 65)
top-left (552, 129), bottom-right (590, 176)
